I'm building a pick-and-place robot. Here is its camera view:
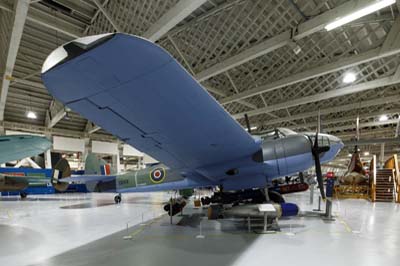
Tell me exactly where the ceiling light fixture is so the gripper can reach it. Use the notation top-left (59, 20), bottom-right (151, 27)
top-left (364, 151), bottom-right (370, 156)
top-left (325, 0), bottom-right (396, 31)
top-left (343, 72), bottom-right (356, 83)
top-left (379, 114), bottom-right (388, 121)
top-left (26, 111), bottom-right (37, 119)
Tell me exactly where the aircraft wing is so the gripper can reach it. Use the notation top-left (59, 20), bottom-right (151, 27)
top-left (0, 135), bottom-right (52, 164)
top-left (41, 33), bottom-right (261, 171)
top-left (59, 175), bottom-right (117, 183)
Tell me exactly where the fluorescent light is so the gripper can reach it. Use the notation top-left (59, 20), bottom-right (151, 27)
top-left (26, 111), bottom-right (37, 119)
top-left (379, 114), bottom-right (388, 121)
top-left (343, 72), bottom-right (356, 83)
top-left (325, 0), bottom-right (396, 31)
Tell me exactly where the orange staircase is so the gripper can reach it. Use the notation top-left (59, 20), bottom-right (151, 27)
top-left (374, 169), bottom-right (395, 202)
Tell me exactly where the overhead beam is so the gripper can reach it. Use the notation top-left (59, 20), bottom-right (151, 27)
top-left (45, 108), bottom-right (66, 128)
top-left (194, 0), bottom-right (383, 82)
top-left (0, 1), bottom-right (82, 38)
top-left (0, 120), bottom-right (116, 141)
top-left (222, 16), bottom-right (400, 105)
top-left (45, 100), bottom-right (66, 128)
top-left (143, 0), bottom-right (207, 42)
top-left (323, 119), bottom-right (399, 132)
top-left (85, 121), bottom-right (101, 134)
top-left (289, 108), bottom-right (400, 131)
top-left (92, 0), bottom-right (122, 32)
top-left (255, 95), bottom-right (400, 128)
top-left (0, 0), bottom-right (30, 121)
top-left (344, 138), bottom-right (400, 146)
top-left (232, 74), bottom-right (400, 120)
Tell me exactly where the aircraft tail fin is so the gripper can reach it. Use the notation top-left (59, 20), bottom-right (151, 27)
top-left (84, 153), bottom-right (112, 175)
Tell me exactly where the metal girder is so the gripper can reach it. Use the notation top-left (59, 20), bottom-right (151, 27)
top-left (45, 100), bottom-right (66, 128)
top-left (7, 76), bottom-right (45, 89)
top-left (0, 120), bottom-right (116, 141)
top-left (45, 108), bottom-right (66, 128)
top-left (92, 0), bottom-right (121, 32)
top-left (232, 74), bottom-right (400, 120)
top-left (291, 108), bottom-right (400, 131)
top-left (344, 138), bottom-right (400, 146)
top-left (222, 16), bottom-right (400, 106)
top-left (0, 0), bottom-right (30, 121)
top-left (143, 0), bottom-right (208, 42)
top-left (0, 1), bottom-right (82, 38)
top-left (255, 95), bottom-right (400, 128)
top-left (194, 0), bottom-right (383, 82)
top-left (85, 121), bottom-right (101, 134)
top-left (323, 119), bottom-right (399, 132)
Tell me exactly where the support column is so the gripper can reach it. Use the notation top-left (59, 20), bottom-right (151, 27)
top-left (0, 125), bottom-right (5, 166)
top-left (44, 133), bottom-right (52, 169)
top-left (380, 143), bottom-right (385, 168)
top-left (81, 137), bottom-right (91, 170)
top-left (44, 149), bottom-right (52, 169)
top-left (112, 141), bottom-right (121, 173)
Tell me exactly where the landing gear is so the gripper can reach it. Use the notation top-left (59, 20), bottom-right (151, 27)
top-left (114, 193), bottom-right (122, 204)
top-left (20, 192), bottom-right (27, 199)
top-left (200, 188), bottom-right (284, 206)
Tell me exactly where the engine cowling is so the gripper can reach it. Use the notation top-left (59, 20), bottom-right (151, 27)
top-left (262, 135), bottom-right (313, 178)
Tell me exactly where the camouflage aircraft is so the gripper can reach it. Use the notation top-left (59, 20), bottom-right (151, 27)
top-left (0, 135), bottom-right (52, 197)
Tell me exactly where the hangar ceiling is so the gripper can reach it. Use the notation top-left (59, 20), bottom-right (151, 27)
top-left (0, 0), bottom-right (400, 167)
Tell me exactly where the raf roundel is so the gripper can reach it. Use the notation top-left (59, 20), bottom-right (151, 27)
top-left (150, 167), bottom-right (166, 183)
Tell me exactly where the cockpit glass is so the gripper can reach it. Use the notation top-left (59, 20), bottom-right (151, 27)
top-left (262, 128), bottom-right (297, 141)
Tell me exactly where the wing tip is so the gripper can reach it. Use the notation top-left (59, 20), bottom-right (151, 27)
top-left (42, 33), bottom-right (116, 74)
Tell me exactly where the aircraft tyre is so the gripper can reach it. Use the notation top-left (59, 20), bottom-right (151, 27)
top-left (20, 192), bottom-right (27, 199)
top-left (114, 194), bottom-right (122, 204)
top-left (268, 190), bottom-right (285, 203)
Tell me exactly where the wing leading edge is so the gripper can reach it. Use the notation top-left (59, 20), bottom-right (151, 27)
top-left (42, 33), bottom-right (260, 172)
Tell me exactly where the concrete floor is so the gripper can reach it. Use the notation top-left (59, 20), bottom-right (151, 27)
top-left (1, 191), bottom-right (399, 266)
top-left (0, 192), bottom-right (169, 266)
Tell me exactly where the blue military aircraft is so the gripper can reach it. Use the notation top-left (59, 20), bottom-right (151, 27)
top-left (41, 33), bottom-right (343, 210)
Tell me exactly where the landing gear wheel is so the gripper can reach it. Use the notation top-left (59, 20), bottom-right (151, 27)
top-left (268, 190), bottom-right (285, 203)
top-left (114, 194), bottom-right (122, 204)
top-left (20, 192), bottom-right (27, 199)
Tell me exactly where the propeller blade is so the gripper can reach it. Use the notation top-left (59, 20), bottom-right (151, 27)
top-left (314, 153), bottom-right (326, 199)
top-left (308, 134), bottom-right (326, 199)
top-left (244, 114), bottom-right (251, 133)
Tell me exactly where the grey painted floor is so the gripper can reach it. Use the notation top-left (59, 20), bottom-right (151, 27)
top-left (1, 191), bottom-right (400, 266)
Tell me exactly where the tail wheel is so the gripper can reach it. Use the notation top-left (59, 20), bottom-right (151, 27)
top-left (114, 194), bottom-right (122, 204)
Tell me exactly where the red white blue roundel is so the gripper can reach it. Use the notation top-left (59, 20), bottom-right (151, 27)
top-left (150, 167), bottom-right (165, 183)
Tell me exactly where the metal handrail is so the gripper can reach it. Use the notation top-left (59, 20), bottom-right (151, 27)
top-left (394, 154), bottom-right (399, 202)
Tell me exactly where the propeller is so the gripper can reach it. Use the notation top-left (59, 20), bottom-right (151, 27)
top-left (311, 132), bottom-right (327, 199)
top-left (309, 110), bottom-right (329, 199)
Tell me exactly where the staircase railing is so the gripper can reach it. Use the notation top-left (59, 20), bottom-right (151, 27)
top-left (371, 155), bottom-right (376, 202)
top-left (394, 154), bottom-right (400, 203)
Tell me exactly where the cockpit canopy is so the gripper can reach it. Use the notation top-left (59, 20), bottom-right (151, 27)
top-left (262, 128), bottom-right (297, 141)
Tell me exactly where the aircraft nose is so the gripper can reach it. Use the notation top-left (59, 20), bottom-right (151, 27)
top-left (328, 134), bottom-right (344, 150)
